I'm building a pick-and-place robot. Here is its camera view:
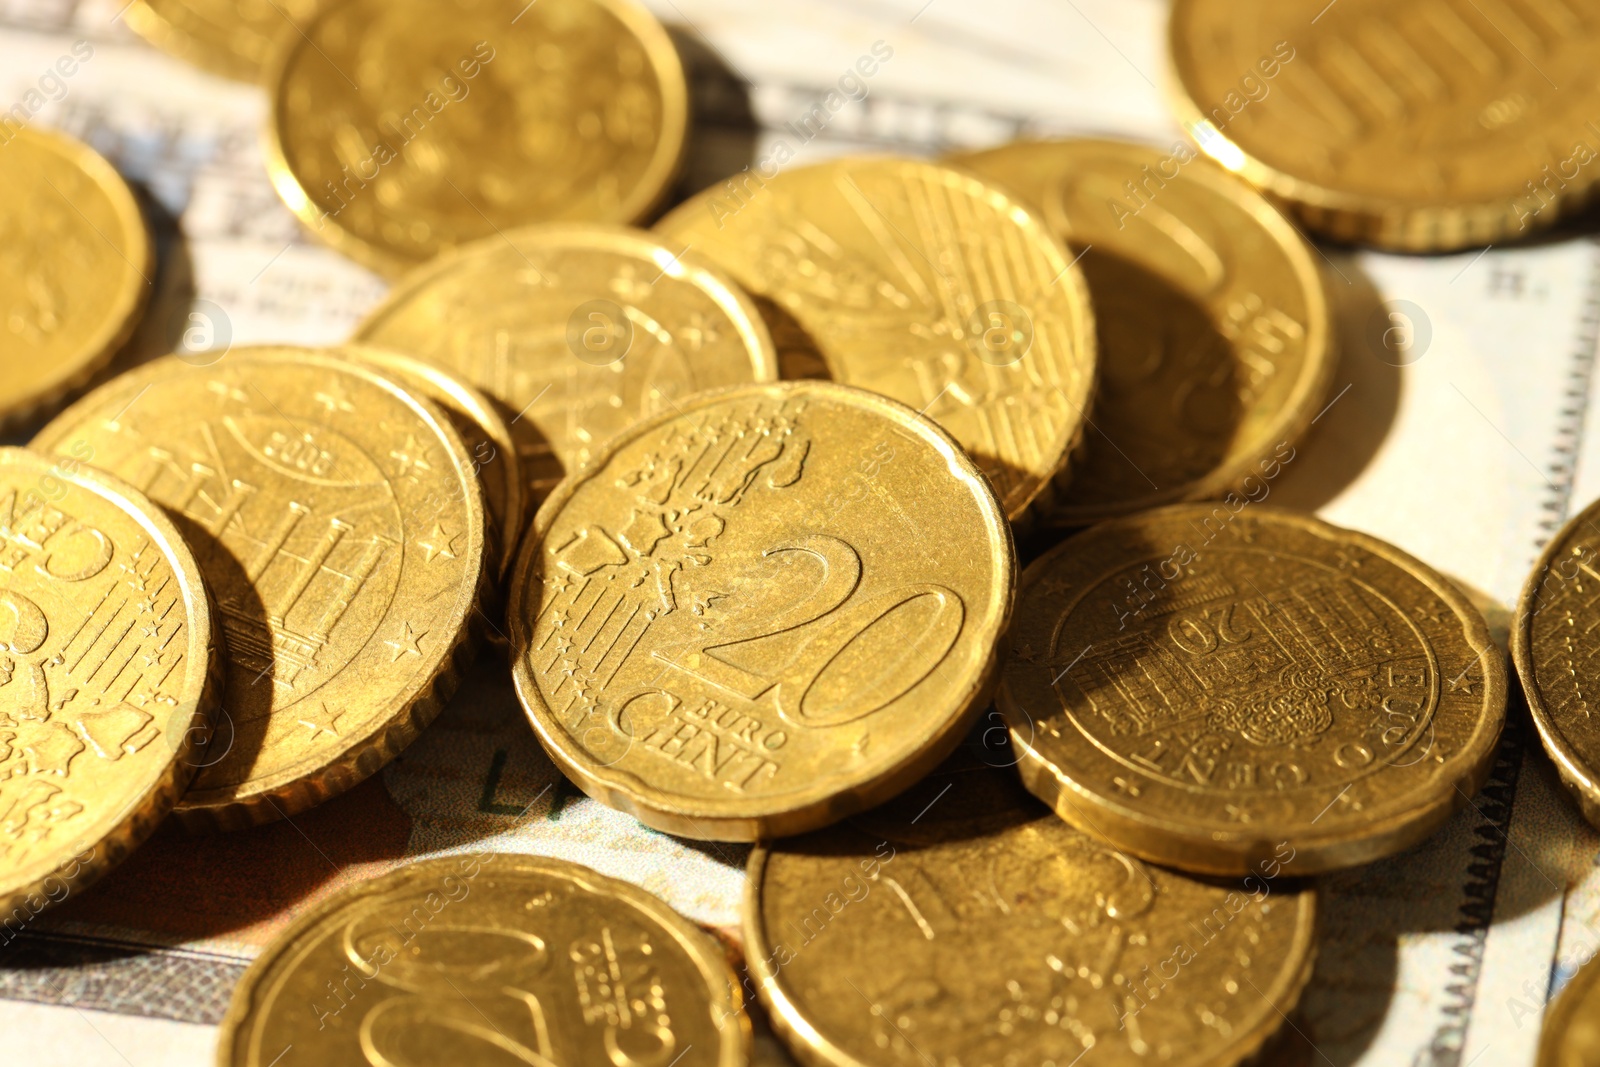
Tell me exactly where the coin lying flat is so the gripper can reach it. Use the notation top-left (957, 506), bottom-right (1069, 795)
top-left (0, 447), bottom-right (216, 922)
top-left (32, 348), bottom-right (488, 830)
top-left (999, 504), bottom-right (1506, 875)
top-left (125, 0), bottom-right (321, 82)
top-left (656, 157), bottom-right (1097, 522)
top-left (266, 0), bottom-right (688, 276)
top-left (0, 126), bottom-right (151, 434)
top-left (216, 853), bottom-right (749, 1067)
top-left (1514, 496), bottom-right (1600, 830)
top-left (1168, 0), bottom-right (1600, 250)
top-left (352, 224), bottom-right (778, 503)
top-left (1539, 952), bottom-right (1600, 1067)
top-left (342, 346), bottom-right (525, 581)
top-left (509, 381), bottom-right (1015, 840)
top-left (747, 754), bottom-right (1316, 1067)
top-left (952, 138), bottom-right (1333, 525)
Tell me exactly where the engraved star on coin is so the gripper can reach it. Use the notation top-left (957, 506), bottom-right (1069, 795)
top-left (296, 703), bottom-right (343, 741)
top-left (314, 380), bottom-right (355, 414)
top-left (384, 622), bottom-right (427, 662)
top-left (389, 434), bottom-right (434, 480)
top-left (416, 522), bottom-right (458, 563)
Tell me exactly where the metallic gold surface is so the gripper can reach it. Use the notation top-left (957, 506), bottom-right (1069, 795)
top-left (341, 346), bottom-right (525, 581)
top-left (1168, 0), bottom-right (1600, 251)
top-left (125, 0), bottom-right (321, 82)
top-left (352, 224), bottom-right (778, 503)
top-left (1538, 951), bottom-right (1600, 1067)
top-left (952, 138), bottom-right (1333, 525)
top-left (0, 446), bottom-right (216, 920)
top-left (655, 157), bottom-right (1097, 521)
top-left (999, 504), bottom-right (1507, 875)
top-left (1514, 495), bottom-right (1600, 830)
top-left (508, 381), bottom-right (1015, 841)
top-left (0, 126), bottom-right (151, 434)
top-left (216, 853), bottom-right (749, 1067)
top-left (747, 754), bottom-right (1317, 1067)
top-left (265, 0), bottom-right (689, 276)
top-left (32, 348), bottom-right (487, 830)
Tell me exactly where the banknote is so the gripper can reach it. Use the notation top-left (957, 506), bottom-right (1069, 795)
top-left (4, 1), bottom-right (1600, 1065)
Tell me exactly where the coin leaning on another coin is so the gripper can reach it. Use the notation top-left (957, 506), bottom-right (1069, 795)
top-left (265, 0), bottom-right (689, 275)
top-left (656, 155), bottom-right (1098, 523)
top-left (746, 751), bottom-right (1317, 1067)
top-left (950, 137), bottom-right (1334, 526)
top-left (509, 380), bottom-right (1016, 841)
top-left (352, 223), bottom-right (778, 506)
top-left (214, 853), bottom-right (750, 1067)
top-left (0, 446), bottom-right (219, 922)
top-left (999, 503), bottom-right (1507, 875)
top-left (31, 348), bottom-right (489, 831)
top-left (337, 345), bottom-right (526, 582)
top-left (0, 126), bottom-right (152, 435)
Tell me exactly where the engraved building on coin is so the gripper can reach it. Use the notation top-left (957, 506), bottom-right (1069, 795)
top-left (510, 381), bottom-right (1015, 840)
top-left (999, 504), bottom-right (1507, 875)
top-left (33, 349), bottom-right (489, 830)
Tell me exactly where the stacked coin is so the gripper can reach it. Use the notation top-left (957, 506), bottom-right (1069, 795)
top-left (2, 0), bottom-right (1554, 1062)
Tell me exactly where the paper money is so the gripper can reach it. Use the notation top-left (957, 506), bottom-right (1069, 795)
top-left (3, 1), bottom-right (1600, 1066)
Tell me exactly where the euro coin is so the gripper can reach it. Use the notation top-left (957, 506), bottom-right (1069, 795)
top-left (1514, 495), bottom-right (1600, 829)
top-left (998, 504), bottom-right (1506, 875)
top-left (951, 138), bottom-right (1334, 525)
top-left (341, 346), bottom-right (524, 581)
top-left (352, 224), bottom-right (778, 503)
top-left (0, 126), bottom-right (151, 433)
top-left (266, 0), bottom-right (688, 276)
top-left (124, 0), bottom-right (321, 83)
top-left (32, 348), bottom-right (488, 830)
top-left (216, 853), bottom-right (749, 1067)
top-left (0, 446), bottom-right (217, 923)
top-left (1538, 951), bottom-right (1600, 1067)
top-left (746, 753), bottom-right (1316, 1067)
top-left (656, 157), bottom-right (1097, 522)
top-left (1168, 0), bottom-right (1600, 250)
top-left (508, 381), bottom-right (1015, 841)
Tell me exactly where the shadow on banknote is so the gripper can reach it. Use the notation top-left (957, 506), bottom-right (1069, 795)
top-left (1270, 254), bottom-right (1403, 517)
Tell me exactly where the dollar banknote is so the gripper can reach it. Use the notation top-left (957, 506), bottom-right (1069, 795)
top-left (3, 1), bottom-right (1600, 1065)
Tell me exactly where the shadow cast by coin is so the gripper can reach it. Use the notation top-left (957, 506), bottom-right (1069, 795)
top-left (753, 295), bottom-right (831, 382)
top-left (659, 26), bottom-right (760, 210)
top-left (1052, 245), bottom-right (1245, 520)
top-left (1262, 253), bottom-right (1403, 514)
top-left (165, 510), bottom-right (273, 804)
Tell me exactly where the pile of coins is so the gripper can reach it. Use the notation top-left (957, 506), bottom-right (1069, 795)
top-left (7, 0), bottom-right (1600, 1062)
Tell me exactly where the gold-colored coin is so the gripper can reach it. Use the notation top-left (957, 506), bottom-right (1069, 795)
top-left (1168, 0), bottom-right (1600, 250)
top-left (951, 138), bottom-right (1334, 525)
top-left (0, 126), bottom-right (151, 434)
top-left (998, 504), bottom-right (1506, 875)
top-left (125, 0), bottom-right (321, 82)
top-left (341, 346), bottom-right (525, 581)
top-left (509, 381), bottom-right (1015, 840)
top-left (352, 224), bottom-right (778, 503)
top-left (746, 752), bottom-right (1317, 1067)
top-left (1514, 495), bottom-right (1600, 830)
top-left (0, 446), bottom-right (217, 921)
top-left (266, 0), bottom-right (689, 276)
top-left (1538, 952), bottom-right (1600, 1067)
top-left (656, 157), bottom-right (1097, 521)
top-left (32, 348), bottom-right (488, 830)
top-left (216, 853), bottom-right (749, 1067)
